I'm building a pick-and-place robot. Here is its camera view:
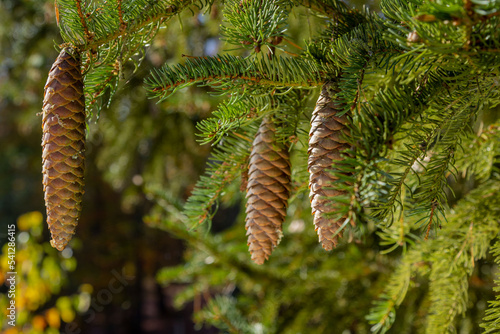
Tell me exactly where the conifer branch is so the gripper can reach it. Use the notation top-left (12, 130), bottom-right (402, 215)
top-left (46, 0), bottom-right (500, 329)
top-left (146, 55), bottom-right (331, 101)
top-left (455, 121), bottom-right (500, 182)
top-left (411, 94), bottom-right (482, 230)
top-left (221, 0), bottom-right (290, 53)
top-left (351, 67), bottom-right (485, 228)
top-left (196, 296), bottom-right (253, 334)
top-left (305, 11), bottom-right (387, 68)
top-left (367, 249), bottom-right (425, 334)
top-left (117, 0), bottom-right (126, 31)
top-left (83, 2), bottom-right (186, 50)
top-left (184, 125), bottom-right (257, 228)
top-left (196, 100), bottom-right (254, 145)
top-left (74, 0), bottom-right (92, 42)
top-left (382, 0), bottom-right (500, 73)
top-left (425, 180), bottom-right (500, 332)
top-left (373, 116), bottom-right (441, 226)
top-left (481, 240), bottom-right (500, 333)
top-left (369, 178), bottom-right (500, 333)
top-left (295, 0), bottom-right (354, 19)
top-left (56, 0), bottom-right (203, 113)
top-left (146, 209), bottom-right (285, 284)
top-left (197, 91), bottom-right (308, 146)
top-left (57, 0), bottom-right (197, 50)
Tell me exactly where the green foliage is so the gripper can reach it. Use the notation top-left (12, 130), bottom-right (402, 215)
top-left (295, 0), bottom-right (353, 18)
top-left (368, 178), bottom-right (500, 333)
top-left (56, 0), bottom-right (202, 115)
top-left (196, 99), bottom-right (256, 145)
top-left (36, 0), bottom-right (500, 332)
top-left (149, 208), bottom-right (386, 333)
top-left (183, 123), bottom-right (256, 228)
top-left (481, 240), bottom-right (500, 333)
top-left (366, 249), bottom-right (425, 333)
top-left (455, 121), bottom-right (500, 182)
top-left (195, 296), bottom-right (258, 334)
top-left (146, 54), bottom-right (333, 101)
top-left (220, 0), bottom-right (290, 53)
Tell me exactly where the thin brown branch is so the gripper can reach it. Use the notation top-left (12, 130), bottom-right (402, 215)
top-left (297, 0), bottom-right (350, 19)
top-left (280, 49), bottom-right (300, 57)
top-left (425, 201), bottom-right (437, 240)
top-left (350, 68), bottom-right (365, 112)
top-left (454, 222), bottom-right (474, 265)
top-left (486, 11), bottom-right (500, 19)
top-left (196, 155), bottom-right (248, 225)
top-left (231, 131), bottom-right (253, 143)
top-left (75, 0), bottom-right (92, 41)
top-left (117, 0), bottom-right (126, 31)
top-left (151, 74), bottom-right (325, 94)
top-left (89, 71), bottom-right (117, 106)
top-left (283, 37), bottom-right (303, 50)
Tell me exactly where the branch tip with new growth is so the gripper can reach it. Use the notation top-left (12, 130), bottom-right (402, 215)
top-left (75, 0), bottom-right (196, 51)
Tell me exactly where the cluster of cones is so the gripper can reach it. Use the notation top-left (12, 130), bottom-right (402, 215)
top-left (41, 50), bottom-right (350, 263)
top-left (245, 83), bottom-right (350, 265)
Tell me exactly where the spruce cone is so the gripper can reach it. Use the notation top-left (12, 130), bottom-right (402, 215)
top-left (308, 82), bottom-right (350, 250)
top-left (42, 48), bottom-right (86, 251)
top-left (245, 117), bottom-right (291, 264)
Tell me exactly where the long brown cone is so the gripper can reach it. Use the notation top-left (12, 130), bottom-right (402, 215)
top-left (42, 47), bottom-right (86, 251)
top-left (245, 117), bottom-right (291, 264)
top-left (308, 82), bottom-right (350, 250)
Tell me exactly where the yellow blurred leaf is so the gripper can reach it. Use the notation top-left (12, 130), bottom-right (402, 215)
top-left (45, 308), bottom-right (60, 329)
top-left (3, 328), bottom-right (19, 334)
top-left (79, 283), bottom-right (93, 294)
top-left (46, 328), bottom-right (61, 334)
top-left (124, 261), bottom-right (136, 278)
top-left (61, 308), bottom-right (75, 323)
top-left (17, 211), bottom-right (43, 231)
top-left (25, 286), bottom-right (41, 310)
top-left (414, 14), bottom-right (437, 22)
top-left (56, 296), bottom-right (75, 322)
top-left (32, 315), bottom-right (46, 330)
top-left (17, 296), bottom-right (26, 310)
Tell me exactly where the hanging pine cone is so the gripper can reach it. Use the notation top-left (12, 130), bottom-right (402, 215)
top-left (245, 116), bottom-right (291, 264)
top-left (42, 47), bottom-right (86, 251)
top-left (308, 82), bottom-right (350, 250)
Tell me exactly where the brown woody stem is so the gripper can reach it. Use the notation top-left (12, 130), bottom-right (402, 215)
top-left (74, 0), bottom-right (92, 42)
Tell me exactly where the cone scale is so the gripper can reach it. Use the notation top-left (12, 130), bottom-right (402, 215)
top-left (308, 82), bottom-right (350, 250)
top-left (245, 117), bottom-right (291, 264)
top-left (42, 47), bottom-right (86, 251)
